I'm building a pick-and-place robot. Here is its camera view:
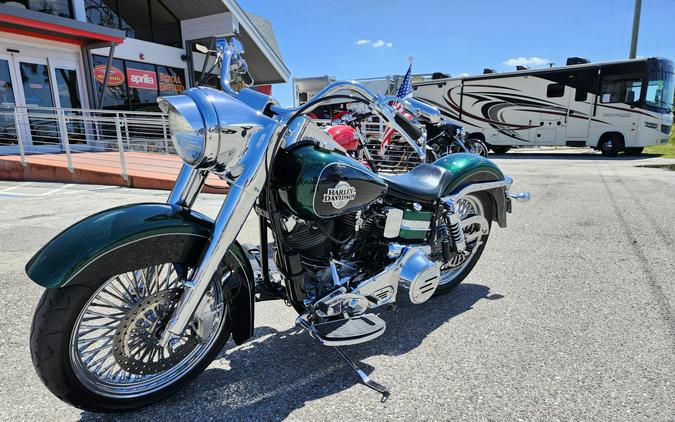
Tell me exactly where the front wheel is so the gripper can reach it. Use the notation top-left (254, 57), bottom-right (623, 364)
top-left (30, 260), bottom-right (234, 412)
top-left (434, 192), bottom-right (492, 295)
top-left (599, 134), bottom-right (623, 157)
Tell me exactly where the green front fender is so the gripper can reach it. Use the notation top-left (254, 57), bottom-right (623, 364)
top-left (433, 153), bottom-right (508, 227)
top-left (25, 203), bottom-right (256, 344)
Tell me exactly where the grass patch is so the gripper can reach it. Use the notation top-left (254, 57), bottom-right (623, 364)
top-left (643, 128), bottom-right (675, 158)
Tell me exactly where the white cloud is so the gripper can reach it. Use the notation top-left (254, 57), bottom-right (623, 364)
top-left (503, 56), bottom-right (550, 67)
top-left (356, 39), bottom-right (393, 48)
top-left (457, 72), bottom-right (470, 77)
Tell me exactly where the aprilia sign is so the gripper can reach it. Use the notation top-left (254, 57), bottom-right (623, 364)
top-left (126, 68), bottom-right (158, 90)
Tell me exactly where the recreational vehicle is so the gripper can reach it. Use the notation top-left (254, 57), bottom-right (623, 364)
top-left (413, 57), bottom-right (674, 156)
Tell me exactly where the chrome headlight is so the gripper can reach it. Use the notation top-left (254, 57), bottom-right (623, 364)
top-left (158, 87), bottom-right (275, 171)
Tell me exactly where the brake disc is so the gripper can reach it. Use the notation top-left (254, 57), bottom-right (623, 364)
top-left (112, 289), bottom-right (199, 375)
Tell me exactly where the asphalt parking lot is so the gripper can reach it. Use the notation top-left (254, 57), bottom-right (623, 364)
top-left (1, 151), bottom-right (674, 421)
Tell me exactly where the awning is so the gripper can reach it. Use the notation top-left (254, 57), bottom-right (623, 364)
top-left (0, 4), bottom-right (125, 45)
top-left (162, 0), bottom-right (289, 84)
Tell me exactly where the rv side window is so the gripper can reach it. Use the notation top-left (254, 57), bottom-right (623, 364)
top-left (546, 83), bottom-right (565, 98)
top-left (600, 79), bottom-right (642, 104)
top-left (575, 90), bottom-right (588, 102)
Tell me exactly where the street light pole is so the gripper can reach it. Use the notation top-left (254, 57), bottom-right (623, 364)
top-left (629, 0), bottom-right (642, 59)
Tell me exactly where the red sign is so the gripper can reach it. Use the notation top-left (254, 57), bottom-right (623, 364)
top-left (126, 67), bottom-right (158, 90)
top-left (93, 64), bottom-right (125, 87)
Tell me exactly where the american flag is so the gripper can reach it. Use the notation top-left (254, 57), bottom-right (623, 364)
top-left (395, 63), bottom-right (413, 99)
top-left (381, 62), bottom-right (414, 152)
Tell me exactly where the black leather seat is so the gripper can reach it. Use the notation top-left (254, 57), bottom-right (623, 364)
top-left (381, 164), bottom-right (453, 202)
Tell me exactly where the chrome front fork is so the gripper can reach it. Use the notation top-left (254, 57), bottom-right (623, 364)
top-left (160, 124), bottom-right (278, 347)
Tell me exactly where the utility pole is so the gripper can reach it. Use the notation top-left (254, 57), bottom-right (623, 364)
top-left (629, 0), bottom-right (642, 59)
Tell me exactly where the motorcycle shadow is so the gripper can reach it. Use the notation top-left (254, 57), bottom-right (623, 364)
top-left (78, 283), bottom-right (502, 421)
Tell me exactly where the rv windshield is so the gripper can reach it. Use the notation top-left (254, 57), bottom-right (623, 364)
top-left (644, 59), bottom-right (674, 113)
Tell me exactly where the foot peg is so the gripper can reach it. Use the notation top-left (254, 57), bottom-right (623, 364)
top-left (302, 313), bottom-right (386, 346)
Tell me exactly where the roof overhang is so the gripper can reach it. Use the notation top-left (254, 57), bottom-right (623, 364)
top-left (0, 4), bottom-right (125, 45)
top-left (161, 0), bottom-right (290, 84)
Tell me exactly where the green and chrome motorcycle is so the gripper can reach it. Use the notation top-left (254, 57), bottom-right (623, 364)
top-left (26, 38), bottom-right (530, 411)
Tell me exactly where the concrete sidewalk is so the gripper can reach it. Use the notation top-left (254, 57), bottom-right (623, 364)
top-left (0, 151), bottom-right (228, 193)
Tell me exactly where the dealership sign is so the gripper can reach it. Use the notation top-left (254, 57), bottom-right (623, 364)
top-left (127, 68), bottom-right (158, 90)
top-left (93, 65), bottom-right (125, 87)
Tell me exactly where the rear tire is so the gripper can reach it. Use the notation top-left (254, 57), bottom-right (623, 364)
top-left (30, 253), bottom-right (240, 412)
top-left (434, 192), bottom-right (493, 296)
top-left (465, 139), bottom-right (489, 157)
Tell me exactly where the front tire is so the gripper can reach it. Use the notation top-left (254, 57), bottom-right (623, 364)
top-left (599, 134), bottom-right (623, 157)
top-left (434, 192), bottom-right (492, 295)
top-left (30, 258), bottom-right (235, 412)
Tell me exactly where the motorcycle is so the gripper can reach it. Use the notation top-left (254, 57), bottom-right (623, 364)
top-left (25, 37), bottom-right (530, 411)
top-left (326, 111), bottom-right (488, 173)
top-left (425, 120), bottom-right (490, 159)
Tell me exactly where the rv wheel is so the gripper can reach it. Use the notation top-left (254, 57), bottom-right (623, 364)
top-left (599, 134), bottom-right (623, 157)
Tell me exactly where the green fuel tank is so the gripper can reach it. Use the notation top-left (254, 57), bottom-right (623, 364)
top-left (271, 143), bottom-right (387, 220)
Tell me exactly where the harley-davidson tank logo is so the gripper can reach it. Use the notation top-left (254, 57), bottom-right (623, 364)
top-left (322, 181), bottom-right (356, 209)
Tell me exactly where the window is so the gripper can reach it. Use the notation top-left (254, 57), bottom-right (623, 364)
top-left (125, 60), bottom-right (158, 111)
top-left (93, 55), bottom-right (186, 111)
top-left (85, 0), bottom-right (181, 46)
top-left (546, 83), bottom-right (564, 98)
top-left (157, 66), bottom-right (186, 95)
top-left (84, 0), bottom-right (118, 28)
top-left (574, 89), bottom-right (588, 102)
top-left (600, 79), bottom-right (641, 104)
top-left (92, 55), bottom-right (129, 110)
top-left (644, 72), bottom-right (674, 111)
top-left (2, 0), bottom-right (73, 18)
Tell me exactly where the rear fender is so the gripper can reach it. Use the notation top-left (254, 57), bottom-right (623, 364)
top-left (25, 203), bottom-right (255, 344)
top-left (433, 153), bottom-right (508, 228)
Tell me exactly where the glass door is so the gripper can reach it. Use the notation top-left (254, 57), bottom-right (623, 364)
top-left (51, 61), bottom-right (87, 147)
top-left (17, 58), bottom-right (59, 150)
top-left (0, 54), bottom-right (20, 152)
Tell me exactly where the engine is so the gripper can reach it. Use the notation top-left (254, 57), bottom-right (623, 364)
top-left (275, 206), bottom-right (390, 303)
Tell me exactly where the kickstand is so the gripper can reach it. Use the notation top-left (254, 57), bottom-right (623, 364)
top-left (334, 346), bottom-right (390, 402)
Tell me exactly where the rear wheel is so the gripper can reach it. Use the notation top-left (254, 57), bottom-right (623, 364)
top-left (434, 192), bottom-right (492, 295)
top-left (465, 139), bottom-right (489, 157)
top-left (30, 257), bottom-right (236, 412)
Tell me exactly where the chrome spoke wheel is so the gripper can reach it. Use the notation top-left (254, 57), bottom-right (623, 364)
top-left (69, 264), bottom-right (226, 398)
top-left (438, 195), bottom-right (488, 286)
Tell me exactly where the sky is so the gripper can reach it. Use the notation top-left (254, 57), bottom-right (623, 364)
top-left (238, 0), bottom-right (675, 106)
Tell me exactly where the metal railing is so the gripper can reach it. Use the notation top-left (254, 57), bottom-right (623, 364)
top-left (0, 105), bottom-right (178, 180)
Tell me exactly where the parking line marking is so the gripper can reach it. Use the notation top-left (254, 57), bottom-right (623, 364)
top-left (0, 182), bottom-right (32, 193)
top-left (38, 184), bottom-right (75, 196)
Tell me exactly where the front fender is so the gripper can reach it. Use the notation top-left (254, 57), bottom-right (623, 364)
top-left (433, 153), bottom-right (508, 228)
top-left (25, 203), bottom-right (255, 344)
